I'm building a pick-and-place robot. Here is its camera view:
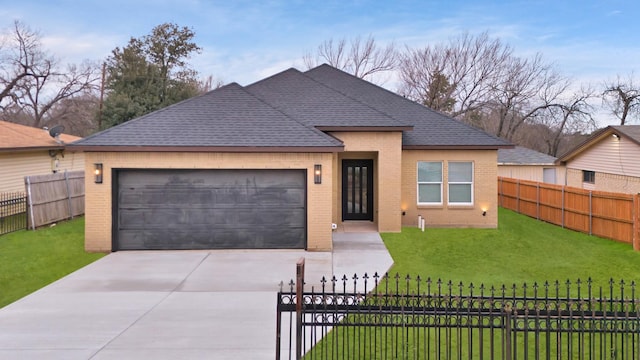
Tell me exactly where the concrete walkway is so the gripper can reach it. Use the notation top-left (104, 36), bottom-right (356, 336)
top-left (0, 232), bottom-right (393, 359)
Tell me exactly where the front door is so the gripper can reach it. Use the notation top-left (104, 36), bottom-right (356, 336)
top-left (342, 160), bottom-right (374, 221)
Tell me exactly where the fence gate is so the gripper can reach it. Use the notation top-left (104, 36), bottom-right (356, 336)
top-left (277, 258), bottom-right (640, 359)
top-left (0, 192), bottom-right (27, 235)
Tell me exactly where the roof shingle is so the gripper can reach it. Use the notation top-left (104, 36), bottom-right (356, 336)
top-left (72, 64), bottom-right (512, 150)
top-left (304, 64), bottom-right (511, 148)
top-left (246, 68), bottom-right (410, 128)
top-left (0, 120), bottom-right (80, 151)
top-left (498, 146), bottom-right (557, 165)
top-left (73, 83), bottom-right (343, 149)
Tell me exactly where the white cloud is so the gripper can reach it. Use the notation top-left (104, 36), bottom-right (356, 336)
top-left (41, 33), bottom-right (120, 63)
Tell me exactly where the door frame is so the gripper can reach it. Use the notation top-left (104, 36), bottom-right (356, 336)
top-left (341, 159), bottom-right (374, 221)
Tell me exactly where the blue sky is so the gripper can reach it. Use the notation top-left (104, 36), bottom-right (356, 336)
top-left (1, 0), bottom-right (637, 107)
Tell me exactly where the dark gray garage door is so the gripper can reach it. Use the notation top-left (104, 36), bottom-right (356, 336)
top-left (115, 169), bottom-right (306, 250)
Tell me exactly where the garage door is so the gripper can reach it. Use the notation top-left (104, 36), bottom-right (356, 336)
top-left (115, 169), bottom-right (306, 250)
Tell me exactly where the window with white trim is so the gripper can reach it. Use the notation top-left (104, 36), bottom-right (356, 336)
top-left (417, 161), bottom-right (442, 205)
top-left (448, 162), bottom-right (473, 205)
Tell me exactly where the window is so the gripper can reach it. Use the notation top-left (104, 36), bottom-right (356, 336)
top-left (417, 162), bottom-right (442, 204)
top-left (448, 162), bottom-right (473, 205)
top-left (582, 170), bottom-right (595, 184)
top-left (543, 168), bottom-right (556, 184)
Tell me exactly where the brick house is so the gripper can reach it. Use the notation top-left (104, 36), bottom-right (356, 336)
top-left (556, 125), bottom-right (640, 193)
top-left (71, 65), bottom-right (512, 252)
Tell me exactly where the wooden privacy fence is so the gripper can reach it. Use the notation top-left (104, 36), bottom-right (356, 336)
top-left (24, 171), bottom-right (85, 229)
top-left (498, 177), bottom-right (640, 251)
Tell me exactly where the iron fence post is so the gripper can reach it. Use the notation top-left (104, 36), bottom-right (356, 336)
top-left (275, 291), bottom-right (282, 360)
top-left (295, 258), bottom-right (305, 360)
top-left (504, 305), bottom-right (513, 360)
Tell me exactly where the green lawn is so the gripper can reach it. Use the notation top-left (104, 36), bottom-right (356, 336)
top-left (0, 217), bottom-right (105, 308)
top-left (303, 208), bottom-right (640, 358)
top-left (0, 212), bottom-right (27, 235)
top-left (382, 207), bottom-right (640, 290)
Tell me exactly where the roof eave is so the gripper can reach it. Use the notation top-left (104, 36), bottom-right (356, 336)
top-left (403, 144), bottom-right (514, 150)
top-left (556, 126), bottom-right (617, 163)
top-left (318, 126), bottom-right (413, 132)
top-left (0, 145), bottom-right (66, 153)
top-left (498, 162), bottom-right (558, 166)
top-left (68, 145), bottom-right (345, 153)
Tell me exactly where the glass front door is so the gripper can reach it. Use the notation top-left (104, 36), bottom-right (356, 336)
top-left (342, 160), bottom-right (373, 221)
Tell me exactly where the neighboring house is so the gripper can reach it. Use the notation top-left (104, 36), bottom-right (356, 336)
top-left (0, 121), bottom-right (84, 193)
top-left (498, 146), bottom-right (565, 184)
top-left (71, 65), bottom-right (512, 252)
top-left (556, 125), bottom-right (640, 193)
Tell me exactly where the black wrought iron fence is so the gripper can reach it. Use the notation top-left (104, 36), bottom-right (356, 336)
top-left (0, 192), bottom-right (27, 236)
top-left (276, 258), bottom-right (640, 359)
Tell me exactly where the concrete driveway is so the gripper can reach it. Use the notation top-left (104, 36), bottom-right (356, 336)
top-left (0, 232), bottom-right (393, 359)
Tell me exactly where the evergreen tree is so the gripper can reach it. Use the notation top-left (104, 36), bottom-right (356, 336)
top-left (101, 23), bottom-right (201, 128)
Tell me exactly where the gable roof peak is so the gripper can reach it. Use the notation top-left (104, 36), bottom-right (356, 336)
top-left (556, 124), bottom-right (640, 163)
top-left (247, 67), bottom-right (303, 87)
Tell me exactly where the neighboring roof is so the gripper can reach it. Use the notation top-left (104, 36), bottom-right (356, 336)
top-left (498, 146), bottom-right (557, 165)
top-left (0, 120), bottom-right (80, 153)
top-left (72, 83), bottom-right (344, 152)
top-left (304, 64), bottom-right (512, 149)
top-left (612, 125), bottom-right (640, 144)
top-left (556, 125), bottom-right (640, 163)
top-left (72, 64), bottom-right (512, 152)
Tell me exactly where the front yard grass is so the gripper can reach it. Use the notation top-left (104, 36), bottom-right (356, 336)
top-left (304, 208), bottom-right (640, 358)
top-left (0, 217), bottom-right (104, 308)
top-left (382, 207), bottom-right (640, 290)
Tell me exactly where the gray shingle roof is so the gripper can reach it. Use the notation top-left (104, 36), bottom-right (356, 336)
top-left (304, 64), bottom-right (512, 148)
top-left (246, 68), bottom-right (410, 128)
top-left (72, 83), bottom-right (343, 149)
top-left (72, 64), bottom-right (512, 150)
top-left (498, 146), bottom-right (557, 165)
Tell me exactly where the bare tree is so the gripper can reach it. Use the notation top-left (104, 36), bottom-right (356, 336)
top-left (537, 88), bottom-right (595, 156)
top-left (200, 74), bottom-right (225, 93)
top-left (399, 32), bottom-right (511, 118)
top-left (602, 73), bottom-right (640, 125)
top-left (398, 31), bottom-right (586, 145)
top-left (14, 60), bottom-right (99, 128)
top-left (490, 54), bottom-right (569, 140)
top-left (303, 35), bottom-right (397, 81)
top-left (46, 92), bottom-right (101, 136)
top-left (0, 21), bottom-right (99, 129)
top-left (0, 21), bottom-right (43, 106)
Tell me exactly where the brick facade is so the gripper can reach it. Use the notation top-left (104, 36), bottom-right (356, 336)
top-left (566, 168), bottom-right (640, 194)
top-left (401, 150), bottom-right (498, 228)
top-left (84, 143), bottom-right (500, 252)
top-left (330, 131), bottom-right (403, 232)
top-left (84, 152), bottom-right (334, 252)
